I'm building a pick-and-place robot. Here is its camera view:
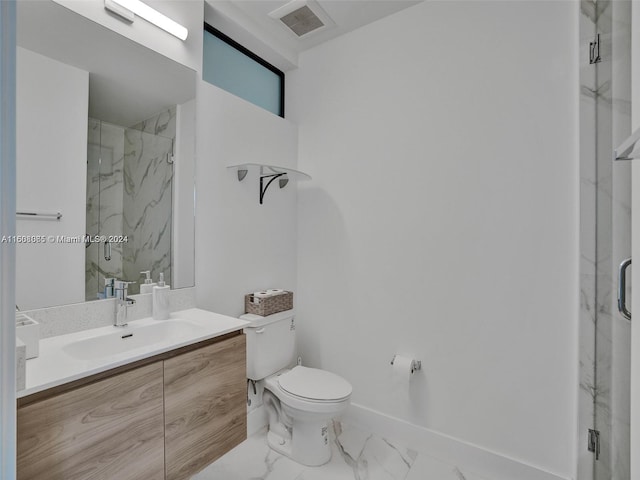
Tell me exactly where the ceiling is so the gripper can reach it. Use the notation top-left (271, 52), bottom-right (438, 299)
top-left (232, 0), bottom-right (421, 52)
top-left (16, 0), bottom-right (421, 124)
top-left (206, 0), bottom-right (421, 70)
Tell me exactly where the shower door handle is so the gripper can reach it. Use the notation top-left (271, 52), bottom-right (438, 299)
top-left (618, 258), bottom-right (631, 321)
top-left (104, 240), bottom-right (111, 262)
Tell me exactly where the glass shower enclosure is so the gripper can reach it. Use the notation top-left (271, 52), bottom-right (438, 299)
top-left (579, 1), bottom-right (632, 478)
top-left (86, 118), bottom-right (174, 300)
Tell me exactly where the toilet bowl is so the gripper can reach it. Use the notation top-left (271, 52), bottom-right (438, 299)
top-left (241, 311), bottom-right (352, 466)
top-left (263, 366), bottom-right (351, 466)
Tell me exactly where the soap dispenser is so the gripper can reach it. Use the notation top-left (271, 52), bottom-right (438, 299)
top-left (139, 270), bottom-right (157, 294)
top-left (152, 272), bottom-right (170, 320)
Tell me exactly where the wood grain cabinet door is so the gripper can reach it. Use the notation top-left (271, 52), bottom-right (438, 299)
top-left (17, 362), bottom-right (165, 480)
top-left (164, 334), bottom-right (247, 480)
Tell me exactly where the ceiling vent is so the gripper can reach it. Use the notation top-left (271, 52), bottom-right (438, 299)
top-left (269, 0), bottom-right (335, 39)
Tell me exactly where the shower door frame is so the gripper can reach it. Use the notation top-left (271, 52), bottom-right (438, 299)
top-left (629, 4), bottom-right (640, 479)
top-left (579, 1), bottom-right (633, 479)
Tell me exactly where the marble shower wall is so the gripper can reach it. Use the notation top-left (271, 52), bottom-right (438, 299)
top-left (86, 108), bottom-right (175, 298)
top-left (124, 108), bottom-right (175, 294)
top-left (578, 1), bottom-right (631, 479)
top-left (130, 107), bottom-right (176, 140)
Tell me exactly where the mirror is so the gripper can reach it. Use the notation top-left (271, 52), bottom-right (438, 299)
top-left (15, 1), bottom-right (196, 310)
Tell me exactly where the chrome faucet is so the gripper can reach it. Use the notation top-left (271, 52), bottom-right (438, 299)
top-left (114, 281), bottom-right (136, 327)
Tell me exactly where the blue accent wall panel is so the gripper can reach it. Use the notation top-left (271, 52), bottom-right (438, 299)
top-left (203, 31), bottom-right (282, 116)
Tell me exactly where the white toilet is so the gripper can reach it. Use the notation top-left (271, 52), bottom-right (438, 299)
top-left (241, 310), bottom-right (352, 466)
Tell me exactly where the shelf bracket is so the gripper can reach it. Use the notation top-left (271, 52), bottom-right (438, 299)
top-left (228, 163), bottom-right (310, 204)
top-left (260, 173), bottom-right (287, 204)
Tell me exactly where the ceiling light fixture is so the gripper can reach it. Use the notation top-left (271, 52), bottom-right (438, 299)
top-left (105, 0), bottom-right (189, 41)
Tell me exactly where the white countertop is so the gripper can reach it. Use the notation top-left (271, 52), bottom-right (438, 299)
top-left (19, 308), bottom-right (248, 398)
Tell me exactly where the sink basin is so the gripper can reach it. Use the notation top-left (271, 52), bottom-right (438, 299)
top-left (62, 319), bottom-right (207, 361)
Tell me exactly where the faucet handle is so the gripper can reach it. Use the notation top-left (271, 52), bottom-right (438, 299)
top-left (114, 280), bottom-right (136, 300)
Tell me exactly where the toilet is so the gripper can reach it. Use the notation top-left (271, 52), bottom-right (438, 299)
top-left (241, 310), bottom-right (352, 466)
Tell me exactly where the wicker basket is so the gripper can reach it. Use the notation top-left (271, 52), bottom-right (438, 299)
top-left (244, 291), bottom-right (293, 316)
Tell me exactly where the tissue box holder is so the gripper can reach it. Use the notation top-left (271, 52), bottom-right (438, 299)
top-left (16, 313), bottom-right (40, 359)
top-left (244, 291), bottom-right (293, 316)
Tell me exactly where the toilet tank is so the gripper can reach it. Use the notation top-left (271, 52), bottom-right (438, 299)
top-left (241, 309), bottom-right (296, 381)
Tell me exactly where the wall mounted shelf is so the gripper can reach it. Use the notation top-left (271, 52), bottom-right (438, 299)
top-left (227, 163), bottom-right (311, 204)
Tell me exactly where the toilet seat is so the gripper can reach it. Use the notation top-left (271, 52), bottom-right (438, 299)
top-left (277, 366), bottom-right (352, 402)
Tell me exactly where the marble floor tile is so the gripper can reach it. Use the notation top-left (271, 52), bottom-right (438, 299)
top-left (193, 421), bottom-right (488, 480)
top-left (404, 454), bottom-right (486, 480)
top-left (331, 421), bottom-right (416, 480)
top-left (190, 430), bottom-right (305, 480)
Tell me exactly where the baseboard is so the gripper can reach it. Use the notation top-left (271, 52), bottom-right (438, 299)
top-left (247, 404), bottom-right (268, 437)
top-left (343, 403), bottom-right (572, 480)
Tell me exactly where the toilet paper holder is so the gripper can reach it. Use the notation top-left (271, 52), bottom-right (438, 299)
top-left (390, 355), bottom-right (422, 373)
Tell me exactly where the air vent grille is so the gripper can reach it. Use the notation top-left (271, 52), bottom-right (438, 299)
top-left (280, 5), bottom-right (324, 37)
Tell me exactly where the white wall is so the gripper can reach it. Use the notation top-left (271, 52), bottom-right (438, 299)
top-left (195, 82), bottom-right (298, 317)
top-left (52, 0), bottom-right (203, 72)
top-left (289, 1), bottom-right (578, 477)
top-left (173, 99), bottom-right (196, 288)
top-left (16, 47), bottom-right (88, 310)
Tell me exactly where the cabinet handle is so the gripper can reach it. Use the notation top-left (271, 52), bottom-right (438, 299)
top-left (255, 328), bottom-right (265, 334)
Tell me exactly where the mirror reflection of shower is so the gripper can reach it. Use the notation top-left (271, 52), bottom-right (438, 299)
top-left (86, 109), bottom-right (175, 300)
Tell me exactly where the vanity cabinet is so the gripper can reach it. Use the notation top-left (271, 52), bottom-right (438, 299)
top-left (164, 333), bottom-right (247, 480)
top-left (17, 362), bottom-right (165, 480)
top-left (17, 332), bottom-right (247, 480)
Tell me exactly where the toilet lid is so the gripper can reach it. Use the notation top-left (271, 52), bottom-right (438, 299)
top-left (278, 366), bottom-right (352, 401)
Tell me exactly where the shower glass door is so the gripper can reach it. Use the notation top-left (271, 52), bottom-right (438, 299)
top-left (579, 1), bottom-right (632, 478)
top-left (86, 119), bottom-right (125, 300)
top-left (86, 119), bottom-right (173, 300)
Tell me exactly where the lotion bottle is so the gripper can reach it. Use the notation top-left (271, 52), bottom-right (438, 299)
top-left (152, 272), bottom-right (170, 320)
top-left (139, 270), bottom-right (157, 294)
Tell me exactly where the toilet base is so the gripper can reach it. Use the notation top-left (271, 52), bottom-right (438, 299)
top-left (267, 428), bottom-right (292, 458)
top-left (267, 418), bottom-right (331, 467)
top-left (291, 418), bottom-right (332, 466)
